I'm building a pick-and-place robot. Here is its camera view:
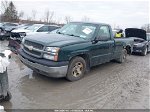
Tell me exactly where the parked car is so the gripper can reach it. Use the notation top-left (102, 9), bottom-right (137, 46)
top-left (18, 22), bottom-right (133, 81)
top-left (0, 27), bottom-right (5, 40)
top-left (8, 24), bottom-right (60, 53)
top-left (125, 28), bottom-right (150, 56)
top-left (9, 24), bottom-right (33, 41)
top-left (0, 22), bottom-right (18, 39)
top-left (11, 24), bottom-right (60, 41)
top-left (16, 24), bottom-right (33, 30)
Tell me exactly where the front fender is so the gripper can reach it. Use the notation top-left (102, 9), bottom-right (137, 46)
top-left (69, 50), bottom-right (90, 60)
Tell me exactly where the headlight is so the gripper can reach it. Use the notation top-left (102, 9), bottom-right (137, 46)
top-left (134, 43), bottom-right (144, 47)
top-left (45, 47), bottom-right (60, 53)
top-left (20, 32), bottom-right (26, 37)
top-left (43, 47), bottom-right (60, 61)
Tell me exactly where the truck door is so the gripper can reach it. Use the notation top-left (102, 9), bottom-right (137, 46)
top-left (90, 25), bottom-right (114, 66)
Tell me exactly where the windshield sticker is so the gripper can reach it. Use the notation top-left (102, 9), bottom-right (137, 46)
top-left (82, 28), bottom-right (92, 35)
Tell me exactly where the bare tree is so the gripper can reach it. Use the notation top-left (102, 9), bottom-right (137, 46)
top-left (44, 9), bottom-right (54, 23)
top-left (1, 0), bottom-right (9, 14)
top-left (0, 1), bottom-right (9, 21)
top-left (31, 10), bottom-right (37, 21)
top-left (54, 17), bottom-right (62, 24)
top-left (1, 1), bottom-right (19, 22)
top-left (18, 11), bottom-right (24, 19)
top-left (82, 16), bottom-right (90, 22)
top-left (26, 15), bottom-right (32, 22)
top-left (141, 24), bottom-right (150, 33)
top-left (64, 16), bottom-right (72, 23)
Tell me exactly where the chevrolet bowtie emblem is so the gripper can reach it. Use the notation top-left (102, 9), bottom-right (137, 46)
top-left (27, 46), bottom-right (33, 51)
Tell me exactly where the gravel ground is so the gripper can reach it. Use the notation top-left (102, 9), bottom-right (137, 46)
top-left (0, 40), bottom-right (149, 110)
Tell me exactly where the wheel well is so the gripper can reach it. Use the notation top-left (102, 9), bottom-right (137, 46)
top-left (125, 45), bottom-right (131, 54)
top-left (70, 54), bottom-right (90, 71)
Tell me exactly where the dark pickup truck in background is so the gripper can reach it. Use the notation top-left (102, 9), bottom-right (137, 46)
top-left (18, 22), bottom-right (134, 81)
top-left (125, 28), bottom-right (150, 56)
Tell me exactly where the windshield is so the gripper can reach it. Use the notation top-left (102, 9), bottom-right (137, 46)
top-left (4, 23), bottom-right (17, 27)
top-left (58, 23), bottom-right (97, 39)
top-left (26, 24), bottom-right (42, 31)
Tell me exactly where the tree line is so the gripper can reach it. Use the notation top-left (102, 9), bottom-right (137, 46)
top-left (0, 1), bottom-right (19, 22)
top-left (0, 1), bottom-right (91, 24)
top-left (0, 0), bottom-right (149, 32)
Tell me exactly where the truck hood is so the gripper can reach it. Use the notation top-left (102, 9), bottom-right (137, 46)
top-left (5, 27), bottom-right (16, 31)
top-left (24, 33), bottom-right (87, 47)
top-left (125, 28), bottom-right (146, 40)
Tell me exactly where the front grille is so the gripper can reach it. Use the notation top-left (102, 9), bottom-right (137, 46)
top-left (11, 32), bottom-right (20, 38)
top-left (24, 40), bottom-right (44, 50)
top-left (23, 40), bottom-right (44, 57)
top-left (24, 46), bottom-right (41, 56)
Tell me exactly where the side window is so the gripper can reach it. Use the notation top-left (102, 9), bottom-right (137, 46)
top-left (10, 23), bottom-right (17, 26)
top-left (37, 26), bottom-right (49, 32)
top-left (48, 26), bottom-right (59, 32)
top-left (98, 26), bottom-right (111, 39)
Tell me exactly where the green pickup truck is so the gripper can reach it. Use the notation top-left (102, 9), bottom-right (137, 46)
top-left (18, 22), bottom-right (133, 81)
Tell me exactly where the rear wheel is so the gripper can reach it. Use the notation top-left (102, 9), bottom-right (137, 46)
top-left (66, 57), bottom-right (86, 81)
top-left (141, 47), bottom-right (147, 56)
top-left (0, 36), bottom-right (4, 41)
top-left (116, 49), bottom-right (127, 63)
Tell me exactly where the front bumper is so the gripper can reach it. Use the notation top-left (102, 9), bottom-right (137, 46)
top-left (18, 53), bottom-right (68, 78)
top-left (133, 46), bottom-right (144, 53)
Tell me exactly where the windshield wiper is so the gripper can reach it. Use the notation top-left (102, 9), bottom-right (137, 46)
top-left (57, 32), bottom-right (81, 38)
top-left (66, 34), bottom-right (80, 37)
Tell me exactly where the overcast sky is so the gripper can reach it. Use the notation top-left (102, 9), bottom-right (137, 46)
top-left (9, 0), bottom-right (149, 29)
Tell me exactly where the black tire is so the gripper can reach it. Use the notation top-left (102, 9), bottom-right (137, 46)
top-left (4, 91), bottom-right (12, 101)
top-left (0, 37), bottom-right (4, 41)
top-left (116, 49), bottom-right (127, 63)
top-left (6, 37), bottom-right (9, 40)
top-left (141, 47), bottom-right (147, 56)
top-left (66, 57), bottom-right (86, 81)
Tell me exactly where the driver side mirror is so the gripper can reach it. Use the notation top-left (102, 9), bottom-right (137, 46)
top-left (96, 35), bottom-right (110, 41)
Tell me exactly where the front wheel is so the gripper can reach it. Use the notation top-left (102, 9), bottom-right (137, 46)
top-left (116, 49), bottom-right (127, 63)
top-left (66, 57), bottom-right (86, 81)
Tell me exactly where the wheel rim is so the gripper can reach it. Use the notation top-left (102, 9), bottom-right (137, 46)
top-left (122, 50), bottom-right (127, 62)
top-left (72, 62), bottom-right (83, 77)
top-left (144, 48), bottom-right (147, 55)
